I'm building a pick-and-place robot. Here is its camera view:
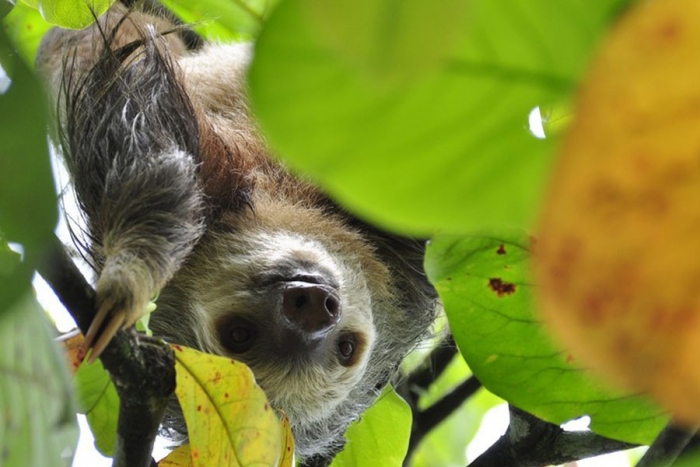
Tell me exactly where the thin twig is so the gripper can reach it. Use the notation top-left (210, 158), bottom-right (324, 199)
top-left (636, 423), bottom-right (698, 467)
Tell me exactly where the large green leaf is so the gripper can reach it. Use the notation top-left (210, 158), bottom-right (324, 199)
top-left (2, 2), bottom-right (53, 66)
top-left (331, 386), bottom-right (412, 467)
top-left (249, 0), bottom-right (629, 235)
top-left (425, 231), bottom-right (667, 444)
top-left (0, 1), bottom-right (13, 20)
top-left (0, 236), bottom-right (31, 318)
top-left (19, 0), bottom-right (114, 29)
top-left (160, 0), bottom-right (271, 41)
top-left (0, 295), bottom-right (78, 467)
top-left (0, 27), bottom-right (56, 253)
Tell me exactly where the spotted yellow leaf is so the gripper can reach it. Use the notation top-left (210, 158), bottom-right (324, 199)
top-left (535, 0), bottom-right (700, 424)
top-left (173, 345), bottom-right (284, 467)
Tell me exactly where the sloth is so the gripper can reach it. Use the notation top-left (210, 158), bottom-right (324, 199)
top-left (37, 3), bottom-right (438, 464)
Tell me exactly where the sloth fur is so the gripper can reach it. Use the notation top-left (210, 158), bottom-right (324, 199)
top-left (37, 4), bottom-right (438, 465)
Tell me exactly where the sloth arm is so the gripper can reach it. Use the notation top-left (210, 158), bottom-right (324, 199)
top-left (37, 6), bottom-right (206, 360)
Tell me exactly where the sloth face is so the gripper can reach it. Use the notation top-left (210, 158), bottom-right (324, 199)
top-left (153, 196), bottom-right (395, 441)
top-left (190, 229), bottom-right (378, 426)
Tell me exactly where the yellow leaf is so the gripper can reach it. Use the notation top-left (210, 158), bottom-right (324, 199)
top-left (159, 445), bottom-right (192, 467)
top-left (278, 414), bottom-right (295, 467)
top-left (535, 0), bottom-right (700, 424)
top-left (173, 345), bottom-right (284, 467)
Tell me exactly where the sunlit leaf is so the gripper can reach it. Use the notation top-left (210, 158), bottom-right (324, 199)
top-left (0, 294), bottom-right (78, 467)
top-left (74, 357), bottom-right (119, 456)
top-left (307, 0), bottom-right (466, 85)
top-left (19, 0), bottom-right (113, 29)
top-left (331, 386), bottom-right (411, 467)
top-left (174, 345), bottom-right (283, 467)
top-left (278, 414), bottom-right (295, 467)
top-left (159, 0), bottom-right (266, 41)
top-left (535, 0), bottom-right (700, 426)
top-left (250, 0), bottom-right (628, 235)
top-left (159, 445), bottom-right (192, 467)
top-left (426, 232), bottom-right (667, 444)
top-left (2, 2), bottom-right (52, 66)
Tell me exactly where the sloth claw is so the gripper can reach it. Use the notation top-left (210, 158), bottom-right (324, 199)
top-left (86, 311), bottom-right (127, 363)
top-left (82, 270), bottom-right (151, 363)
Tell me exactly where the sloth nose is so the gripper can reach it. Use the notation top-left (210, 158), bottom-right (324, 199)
top-left (282, 283), bottom-right (341, 336)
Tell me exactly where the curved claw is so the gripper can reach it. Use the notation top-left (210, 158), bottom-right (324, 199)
top-left (81, 284), bottom-right (150, 363)
top-left (87, 312), bottom-right (127, 363)
top-left (82, 303), bottom-right (112, 355)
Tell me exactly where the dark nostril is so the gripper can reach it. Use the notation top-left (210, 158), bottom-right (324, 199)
top-left (325, 295), bottom-right (339, 316)
top-left (282, 283), bottom-right (342, 335)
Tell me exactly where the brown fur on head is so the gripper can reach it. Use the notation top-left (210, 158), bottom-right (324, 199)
top-left (37, 4), bottom-right (438, 464)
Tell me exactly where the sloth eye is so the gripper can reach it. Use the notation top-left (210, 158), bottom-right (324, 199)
top-left (231, 326), bottom-right (252, 344)
top-left (337, 334), bottom-right (358, 366)
top-left (218, 317), bottom-right (257, 354)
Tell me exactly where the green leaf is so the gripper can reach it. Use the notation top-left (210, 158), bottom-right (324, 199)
top-left (74, 358), bottom-right (119, 456)
top-left (160, 0), bottom-right (267, 41)
top-left (0, 28), bottom-right (57, 253)
top-left (19, 0), bottom-right (114, 29)
top-left (2, 2), bottom-right (53, 65)
top-left (425, 231), bottom-right (668, 444)
top-left (0, 294), bottom-right (78, 467)
top-left (331, 386), bottom-right (412, 467)
top-left (250, 0), bottom-right (628, 235)
top-left (0, 236), bottom-right (32, 318)
top-left (673, 452), bottom-right (700, 467)
top-left (0, 1), bottom-right (13, 20)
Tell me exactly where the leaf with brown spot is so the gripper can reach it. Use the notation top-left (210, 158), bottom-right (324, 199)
top-left (174, 346), bottom-right (284, 467)
top-left (278, 414), bottom-right (295, 467)
top-left (534, 0), bottom-right (700, 425)
top-left (488, 278), bottom-right (516, 297)
top-left (158, 445), bottom-right (192, 467)
top-left (426, 232), bottom-right (666, 444)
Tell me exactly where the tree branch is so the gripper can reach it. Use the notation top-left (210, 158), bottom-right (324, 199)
top-left (416, 375), bottom-right (481, 435)
top-left (468, 405), bottom-right (638, 467)
top-left (636, 423), bottom-right (698, 467)
top-left (406, 335), bottom-right (458, 391)
top-left (404, 375), bottom-right (482, 464)
top-left (38, 234), bottom-right (175, 467)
